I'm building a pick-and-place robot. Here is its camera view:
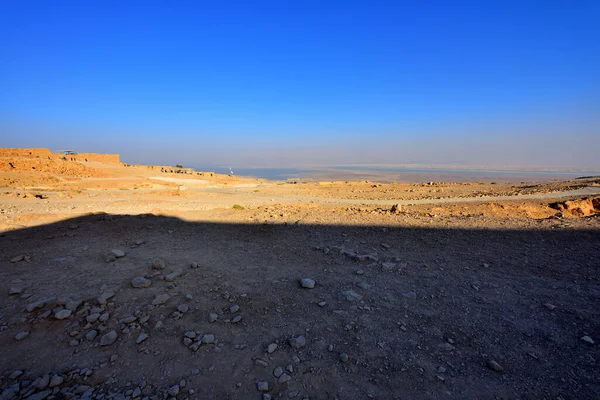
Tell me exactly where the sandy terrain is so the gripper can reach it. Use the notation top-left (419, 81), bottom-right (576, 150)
top-left (1, 150), bottom-right (599, 399)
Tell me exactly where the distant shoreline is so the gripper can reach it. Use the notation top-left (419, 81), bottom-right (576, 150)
top-left (190, 165), bottom-right (596, 183)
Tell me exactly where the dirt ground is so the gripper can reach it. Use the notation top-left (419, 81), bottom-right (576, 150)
top-left (1, 151), bottom-right (599, 399)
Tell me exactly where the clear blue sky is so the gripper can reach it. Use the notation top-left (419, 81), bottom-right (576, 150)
top-left (1, 1), bottom-right (599, 168)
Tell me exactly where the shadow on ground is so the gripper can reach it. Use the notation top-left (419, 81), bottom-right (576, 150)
top-left (1, 214), bottom-right (599, 399)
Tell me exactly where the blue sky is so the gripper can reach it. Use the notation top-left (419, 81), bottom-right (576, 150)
top-left (1, 1), bottom-right (599, 168)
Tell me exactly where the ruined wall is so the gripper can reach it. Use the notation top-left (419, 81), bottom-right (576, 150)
top-left (59, 153), bottom-right (120, 164)
top-left (0, 148), bottom-right (53, 158)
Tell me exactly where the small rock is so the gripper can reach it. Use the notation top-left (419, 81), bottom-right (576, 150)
top-left (257, 381), bottom-right (269, 392)
top-left (544, 303), bottom-right (557, 310)
top-left (136, 333), bottom-right (149, 344)
top-left (401, 291), bottom-right (417, 299)
top-left (232, 315), bottom-right (242, 323)
top-left (152, 293), bottom-right (171, 305)
top-left (15, 331), bottom-right (30, 340)
top-left (86, 313), bottom-right (101, 323)
top-left (202, 334), bottom-right (215, 344)
top-left (152, 258), bottom-right (166, 269)
top-left (165, 271), bottom-right (184, 282)
top-left (342, 290), bottom-right (362, 301)
top-left (356, 282), bottom-right (371, 289)
top-left (263, 394), bottom-right (272, 400)
top-left (10, 255), bottom-right (26, 263)
top-left (230, 304), bottom-right (240, 313)
top-left (381, 262), bottom-right (396, 270)
top-left (438, 343), bottom-right (455, 351)
top-left (100, 330), bottom-right (118, 346)
top-left (356, 270), bottom-right (364, 275)
top-left (208, 313), bottom-right (218, 323)
top-left (111, 249), bottom-right (126, 258)
top-left (273, 367), bottom-right (283, 378)
top-left (25, 390), bottom-right (51, 400)
top-left (54, 309), bottom-right (72, 320)
top-left (437, 365), bottom-right (447, 373)
top-left (487, 360), bottom-right (504, 372)
top-left (300, 278), bottom-right (315, 289)
top-left (255, 358), bottom-right (269, 367)
top-left (131, 276), bottom-right (151, 288)
top-left (177, 304), bottom-right (190, 313)
top-left (9, 287), bottom-right (23, 295)
top-left (97, 291), bottom-right (115, 305)
top-left (277, 373), bottom-right (292, 384)
top-left (582, 335), bottom-right (595, 344)
top-left (190, 262), bottom-right (200, 268)
top-left (26, 299), bottom-right (46, 312)
top-left (318, 301), bottom-right (327, 307)
top-left (50, 375), bottom-right (65, 387)
top-left (85, 330), bottom-right (98, 341)
top-left (9, 370), bottom-right (23, 379)
top-left (288, 335), bottom-right (306, 349)
top-left (267, 343), bottom-right (278, 353)
top-left (167, 384), bottom-right (180, 396)
top-left (99, 312), bottom-right (110, 322)
top-left (339, 353), bottom-right (349, 362)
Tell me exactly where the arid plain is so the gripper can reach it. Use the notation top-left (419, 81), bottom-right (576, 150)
top-left (1, 148), bottom-right (599, 399)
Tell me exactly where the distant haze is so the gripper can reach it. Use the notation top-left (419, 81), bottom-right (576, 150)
top-left (1, 2), bottom-right (599, 171)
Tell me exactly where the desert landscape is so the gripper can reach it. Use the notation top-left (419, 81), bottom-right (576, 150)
top-left (1, 148), bottom-right (599, 400)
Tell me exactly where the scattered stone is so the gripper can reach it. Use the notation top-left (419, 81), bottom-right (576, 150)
top-left (26, 299), bottom-right (47, 312)
top-left (178, 304), bottom-right (190, 313)
top-left (165, 271), bottom-right (184, 282)
top-left (487, 360), bottom-right (504, 372)
top-left (131, 276), bottom-right (151, 288)
top-left (97, 291), bottom-right (115, 305)
top-left (356, 270), bottom-right (364, 275)
top-left (255, 358), bottom-right (269, 367)
top-left (288, 335), bottom-right (306, 349)
top-left (9, 370), bottom-right (23, 379)
top-left (111, 249), bottom-right (126, 258)
top-left (100, 330), bottom-right (118, 346)
top-left (201, 334), bottom-right (215, 344)
top-left (339, 353), bottom-right (349, 363)
top-left (292, 355), bottom-right (300, 364)
top-left (208, 313), bottom-right (218, 323)
top-left (267, 343), bottom-right (278, 353)
top-left (286, 364), bottom-right (293, 373)
top-left (273, 366), bottom-right (283, 377)
top-left (85, 330), bottom-right (98, 341)
top-left (257, 381), bottom-right (269, 392)
top-left (136, 333), bottom-right (149, 344)
top-left (9, 287), bottom-right (23, 295)
top-left (544, 303), bottom-right (557, 310)
top-left (15, 331), bottom-right (30, 340)
top-left (99, 312), bottom-right (110, 322)
top-left (152, 258), bottom-right (166, 269)
top-left (437, 365), bottom-right (447, 373)
top-left (318, 301), bottom-right (327, 307)
top-left (381, 243), bottom-right (391, 249)
top-left (167, 384), bottom-right (180, 396)
top-left (10, 255), bottom-right (26, 263)
top-left (190, 262), bottom-right (200, 268)
top-left (26, 390), bottom-right (51, 400)
top-left (232, 316), bottom-right (242, 323)
top-left (54, 309), bottom-right (72, 320)
top-left (438, 343), bottom-right (455, 351)
top-left (263, 394), bottom-right (272, 400)
top-left (300, 278), bottom-right (315, 289)
top-left (277, 373), bottom-right (292, 384)
top-left (86, 313), bottom-right (101, 323)
top-left (152, 293), bottom-right (171, 305)
top-left (381, 262), bottom-right (396, 270)
top-left (230, 304), bottom-right (240, 313)
top-left (342, 290), bottom-right (362, 301)
top-left (582, 335), bottom-right (595, 344)
top-left (356, 282), bottom-right (371, 289)
top-left (401, 291), bottom-right (417, 299)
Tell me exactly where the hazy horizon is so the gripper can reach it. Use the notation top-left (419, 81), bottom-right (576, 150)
top-left (2, 2), bottom-right (599, 170)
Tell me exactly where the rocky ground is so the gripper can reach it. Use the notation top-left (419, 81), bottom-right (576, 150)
top-left (1, 153), bottom-right (599, 399)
